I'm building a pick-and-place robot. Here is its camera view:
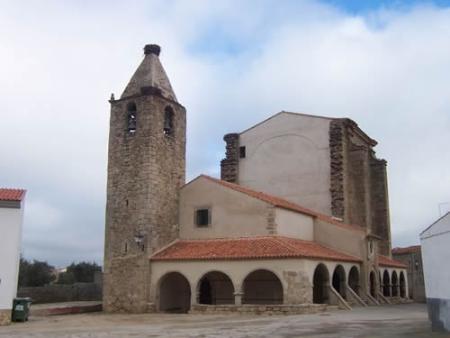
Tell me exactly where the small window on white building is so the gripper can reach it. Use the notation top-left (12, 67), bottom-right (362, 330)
top-left (195, 208), bottom-right (211, 227)
top-left (239, 146), bottom-right (246, 158)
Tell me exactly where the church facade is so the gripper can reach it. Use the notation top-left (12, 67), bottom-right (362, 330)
top-left (103, 44), bottom-right (408, 314)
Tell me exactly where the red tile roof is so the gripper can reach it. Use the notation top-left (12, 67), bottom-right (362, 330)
top-left (392, 245), bottom-right (421, 255)
top-left (199, 175), bottom-right (365, 233)
top-left (0, 188), bottom-right (26, 202)
top-left (151, 236), bottom-right (362, 263)
top-left (378, 255), bottom-right (407, 268)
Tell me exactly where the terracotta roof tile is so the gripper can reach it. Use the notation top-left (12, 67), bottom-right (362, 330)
top-left (378, 254), bottom-right (407, 268)
top-left (151, 236), bottom-right (362, 263)
top-left (392, 245), bottom-right (421, 255)
top-left (200, 175), bottom-right (365, 233)
top-left (0, 188), bottom-right (26, 202)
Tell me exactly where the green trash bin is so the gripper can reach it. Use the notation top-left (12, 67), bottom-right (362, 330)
top-left (11, 297), bottom-right (32, 322)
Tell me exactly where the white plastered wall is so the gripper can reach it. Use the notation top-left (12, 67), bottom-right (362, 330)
top-left (238, 112), bottom-right (332, 215)
top-left (0, 204), bottom-right (24, 310)
top-left (179, 177), bottom-right (271, 239)
top-left (420, 213), bottom-right (450, 300)
top-left (274, 208), bottom-right (314, 240)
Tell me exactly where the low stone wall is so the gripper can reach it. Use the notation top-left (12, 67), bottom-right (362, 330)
top-left (0, 309), bottom-right (11, 326)
top-left (18, 283), bottom-right (102, 304)
top-left (190, 304), bottom-right (331, 315)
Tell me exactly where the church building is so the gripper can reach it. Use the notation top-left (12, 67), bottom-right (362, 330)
top-left (103, 44), bottom-right (408, 314)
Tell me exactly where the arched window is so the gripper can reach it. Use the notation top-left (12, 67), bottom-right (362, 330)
top-left (163, 106), bottom-right (174, 136)
top-left (127, 102), bottom-right (137, 134)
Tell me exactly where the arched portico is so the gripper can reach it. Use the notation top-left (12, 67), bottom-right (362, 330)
top-left (332, 265), bottom-right (346, 299)
top-left (348, 266), bottom-right (360, 295)
top-left (313, 264), bottom-right (330, 304)
top-left (391, 271), bottom-right (399, 297)
top-left (399, 271), bottom-right (406, 298)
top-left (159, 272), bottom-right (191, 313)
top-left (369, 271), bottom-right (377, 298)
top-left (242, 269), bottom-right (283, 304)
top-left (382, 270), bottom-right (390, 297)
top-left (197, 271), bottom-right (234, 305)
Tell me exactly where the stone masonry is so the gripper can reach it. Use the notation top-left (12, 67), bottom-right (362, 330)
top-left (103, 45), bottom-right (186, 313)
top-left (220, 133), bottom-right (239, 183)
top-left (0, 310), bottom-right (11, 326)
top-left (328, 118), bottom-right (392, 256)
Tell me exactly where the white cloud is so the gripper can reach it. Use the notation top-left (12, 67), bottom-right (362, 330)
top-left (0, 0), bottom-right (449, 265)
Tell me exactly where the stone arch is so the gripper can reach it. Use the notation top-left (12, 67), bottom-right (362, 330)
top-left (332, 265), bottom-right (346, 299)
top-left (383, 270), bottom-right (390, 297)
top-left (242, 269), bottom-right (283, 304)
top-left (392, 271), bottom-right (399, 297)
top-left (348, 266), bottom-right (360, 295)
top-left (126, 101), bottom-right (137, 134)
top-left (378, 271), bottom-right (382, 293)
top-left (197, 271), bottom-right (235, 305)
top-left (313, 263), bottom-right (330, 304)
top-left (369, 270), bottom-right (377, 297)
top-left (399, 271), bottom-right (406, 298)
top-left (158, 272), bottom-right (191, 313)
top-left (163, 106), bottom-right (174, 136)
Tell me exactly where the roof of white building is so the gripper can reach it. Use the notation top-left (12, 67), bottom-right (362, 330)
top-left (0, 188), bottom-right (26, 201)
top-left (420, 212), bottom-right (450, 240)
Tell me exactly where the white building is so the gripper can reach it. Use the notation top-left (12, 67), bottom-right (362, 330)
top-left (420, 212), bottom-right (450, 332)
top-left (0, 188), bottom-right (26, 325)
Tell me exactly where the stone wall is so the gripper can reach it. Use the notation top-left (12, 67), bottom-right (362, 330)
top-left (370, 157), bottom-right (391, 256)
top-left (329, 118), bottom-right (391, 255)
top-left (190, 303), bottom-right (330, 315)
top-left (283, 270), bottom-right (312, 304)
top-left (17, 282), bottom-right (101, 304)
top-left (220, 133), bottom-right (239, 183)
top-left (392, 250), bottom-right (426, 302)
top-left (0, 310), bottom-right (11, 326)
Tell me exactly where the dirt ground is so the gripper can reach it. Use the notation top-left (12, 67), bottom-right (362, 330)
top-left (0, 303), bottom-right (447, 338)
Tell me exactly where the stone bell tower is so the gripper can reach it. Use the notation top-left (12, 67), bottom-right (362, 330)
top-left (103, 44), bottom-right (186, 313)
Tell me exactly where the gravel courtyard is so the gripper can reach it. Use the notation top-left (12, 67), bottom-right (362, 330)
top-left (0, 303), bottom-right (447, 338)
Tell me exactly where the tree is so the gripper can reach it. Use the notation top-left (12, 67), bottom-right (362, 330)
top-left (56, 261), bottom-right (101, 284)
top-left (18, 258), bottom-right (55, 287)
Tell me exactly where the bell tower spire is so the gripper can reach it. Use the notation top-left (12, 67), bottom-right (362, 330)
top-left (103, 44), bottom-right (186, 313)
top-left (121, 44), bottom-right (177, 102)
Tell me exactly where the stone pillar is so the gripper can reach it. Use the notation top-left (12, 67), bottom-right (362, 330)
top-left (234, 291), bottom-right (243, 305)
top-left (329, 120), bottom-right (346, 219)
top-left (220, 133), bottom-right (239, 183)
top-left (191, 288), bottom-right (199, 306)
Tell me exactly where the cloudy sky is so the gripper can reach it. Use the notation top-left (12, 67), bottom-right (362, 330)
top-left (1, 0), bottom-right (449, 267)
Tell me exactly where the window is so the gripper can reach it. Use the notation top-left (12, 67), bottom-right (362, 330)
top-left (239, 146), bottom-right (246, 158)
top-left (127, 102), bottom-right (137, 134)
top-left (164, 106), bottom-right (174, 136)
top-left (195, 208), bottom-right (211, 227)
